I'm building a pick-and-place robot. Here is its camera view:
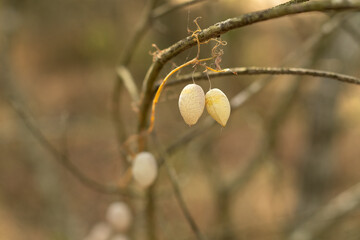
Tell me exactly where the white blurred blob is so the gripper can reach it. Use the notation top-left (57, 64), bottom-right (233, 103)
top-left (132, 152), bottom-right (158, 188)
top-left (83, 222), bottom-right (112, 240)
top-left (106, 202), bottom-right (132, 232)
top-left (109, 234), bottom-right (129, 240)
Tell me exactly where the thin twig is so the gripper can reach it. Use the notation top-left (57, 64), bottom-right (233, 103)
top-left (163, 160), bottom-right (207, 240)
top-left (116, 66), bottom-right (140, 102)
top-left (112, 0), bottom-right (158, 164)
top-left (152, 0), bottom-right (209, 19)
top-left (342, 20), bottom-right (360, 48)
top-left (119, 0), bottom-right (158, 66)
top-left (162, 66), bottom-right (360, 87)
top-left (288, 181), bottom-right (360, 240)
top-left (6, 99), bottom-right (138, 197)
top-left (227, 78), bottom-right (301, 192)
top-left (138, 0), bottom-right (360, 132)
top-left (150, 132), bottom-right (207, 240)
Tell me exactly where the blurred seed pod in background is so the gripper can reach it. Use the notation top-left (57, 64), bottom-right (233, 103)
top-left (105, 202), bottom-right (132, 232)
top-left (109, 234), bottom-right (129, 240)
top-left (178, 83), bottom-right (205, 126)
top-left (205, 88), bottom-right (231, 127)
top-left (132, 152), bottom-right (158, 188)
top-left (83, 222), bottom-right (112, 240)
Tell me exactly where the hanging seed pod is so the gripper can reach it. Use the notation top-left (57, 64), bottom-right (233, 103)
top-left (205, 88), bottom-right (231, 127)
top-left (178, 84), bottom-right (205, 126)
top-left (132, 152), bottom-right (158, 188)
top-left (106, 202), bottom-right (132, 232)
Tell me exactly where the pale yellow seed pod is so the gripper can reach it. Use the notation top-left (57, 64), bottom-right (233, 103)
top-left (205, 88), bottom-right (231, 127)
top-left (106, 202), bottom-right (132, 232)
top-left (132, 152), bottom-right (158, 188)
top-left (178, 84), bottom-right (205, 126)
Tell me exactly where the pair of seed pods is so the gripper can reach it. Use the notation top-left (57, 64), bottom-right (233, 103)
top-left (179, 83), bottom-right (231, 127)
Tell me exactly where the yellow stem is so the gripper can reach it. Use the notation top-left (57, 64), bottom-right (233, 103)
top-left (148, 58), bottom-right (198, 132)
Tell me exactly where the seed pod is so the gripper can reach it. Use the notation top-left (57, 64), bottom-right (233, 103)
top-left (132, 152), bottom-right (158, 188)
top-left (84, 222), bottom-right (112, 240)
top-left (178, 84), bottom-right (205, 126)
top-left (106, 202), bottom-right (132, 232)
top-left (205, 88), bottom-right (231, 127)
top-left (109, 234), bottom-right (129, 240)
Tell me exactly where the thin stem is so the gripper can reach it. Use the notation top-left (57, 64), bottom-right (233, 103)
top-left (148, 58), bottom-right (198, 132)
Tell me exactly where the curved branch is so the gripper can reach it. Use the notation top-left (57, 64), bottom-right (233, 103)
top-left (162, 67), bottom-right (360, 87)
top-left (138, 0), bottom-right (360, 131)
top-left (7, 99), bottom-right (138, 197)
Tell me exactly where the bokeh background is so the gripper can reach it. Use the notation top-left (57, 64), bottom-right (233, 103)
top-left (1, 0), bottom-right (360, 240)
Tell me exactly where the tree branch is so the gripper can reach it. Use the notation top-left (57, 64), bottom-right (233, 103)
top-left (138, 0), bottom-right (360, 132)
top-left (162, 66), bottom-right (360, 87)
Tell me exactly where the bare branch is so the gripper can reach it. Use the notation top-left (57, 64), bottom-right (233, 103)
top-left (163, 66), bottom-right (360, 87)
top-left (138, 0), bottom-right (360, 132)
top-left (6, 99), bottom-right (138, 197)
top-left (288, 182), bottom-right (360, 240)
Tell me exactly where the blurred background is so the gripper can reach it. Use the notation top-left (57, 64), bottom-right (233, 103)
top-left (1, 0), bottom-right (360, 239)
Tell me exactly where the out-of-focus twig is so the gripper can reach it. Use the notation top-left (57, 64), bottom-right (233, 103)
top-left (342, 20), bottom-right (360, 48)
top-left (163, 160), bottom-right (207, 240)
top-left (116, 66), bottom-right (140, 103)
top-left (152, 0), bottom-right (209, 19)
top-left (288, 182), bottom-right (360, 240)
top-left (112, 0), bottom-right (159, 164)
top-left (227, 78), bottom-right (301, 192)
top-left (5, 99), bottom-right (138, 197)
top-left (151, 132), bottom-right (207, 240)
